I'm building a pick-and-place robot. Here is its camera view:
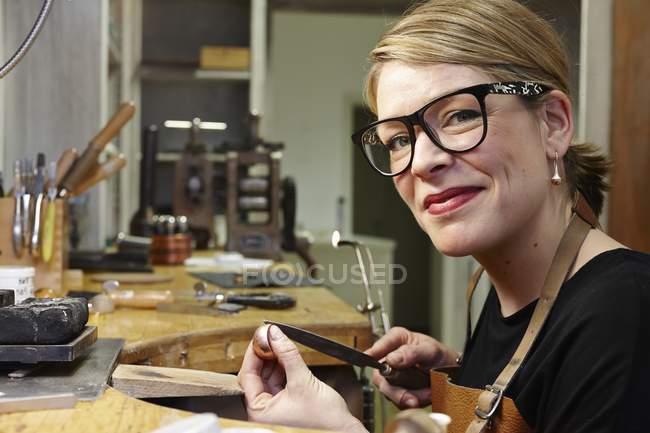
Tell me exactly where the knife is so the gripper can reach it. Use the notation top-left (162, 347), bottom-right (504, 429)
top-left (12, 160), bottom-right (24, 257)
top-left (30, 153), bottom-right (47, 257)
top-left (58, 102), bottom-right (135, 197)
top-left (42, 161), bottom-right (58, 263)
top-left (264, 320), bottom-right (431, 390)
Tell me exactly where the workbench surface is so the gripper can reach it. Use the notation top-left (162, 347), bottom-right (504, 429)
top-left (83, 264), bottom-right (373, 372)
top-left (0, 387), bottom-right (337, 433)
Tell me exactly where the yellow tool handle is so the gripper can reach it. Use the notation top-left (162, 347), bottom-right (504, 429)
top-left (42, 201), bottom-right (56, 263)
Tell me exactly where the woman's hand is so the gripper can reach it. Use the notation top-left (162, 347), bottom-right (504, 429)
top-left (365, 327), bottom-right (459, 409)
top-left (238, 325), bottom-right (367, 433)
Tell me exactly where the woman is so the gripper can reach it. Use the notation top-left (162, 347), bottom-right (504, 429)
top-left (238, 1), bottom-right (650, 432)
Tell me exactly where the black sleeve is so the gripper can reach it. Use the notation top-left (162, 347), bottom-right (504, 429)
top-left (538, 270), bottom-right (650, 433)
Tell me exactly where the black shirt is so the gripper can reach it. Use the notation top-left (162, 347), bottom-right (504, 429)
top-left (454, 249), bottom-right (650, 433)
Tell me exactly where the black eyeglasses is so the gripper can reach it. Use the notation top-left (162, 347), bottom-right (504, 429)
top-left (352, 81), bottom-right (551, 176)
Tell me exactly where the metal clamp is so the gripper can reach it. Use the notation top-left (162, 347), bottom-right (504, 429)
top-left (474, 385), bottom-right (503, 420)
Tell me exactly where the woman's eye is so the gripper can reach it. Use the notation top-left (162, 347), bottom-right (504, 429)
top-left (386, 135), bottom-right (410, 151)
top-left (447, 110), bottom-right (481, 126)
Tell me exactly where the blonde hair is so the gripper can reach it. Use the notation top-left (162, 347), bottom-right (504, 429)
top-left (365, 0), bottom-right (609, 215)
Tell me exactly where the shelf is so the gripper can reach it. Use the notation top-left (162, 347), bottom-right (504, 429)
top-left (156, 152), bottom-right (228, 162)
top-left (140, 64), bottom-right (251, 82)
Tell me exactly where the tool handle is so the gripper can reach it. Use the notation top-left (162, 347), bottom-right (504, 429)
top-left (59, 102), bottom-right (135, 194)
top-left (72, 154), bottom-right (126, 196)
top-left (227, 293), bottom-right (296, 310)
top-left (55, 148), bottom-right (78, 186)
top-left (42, 201), bottom-right (56, 262)
top-left (109, 290), bottom-right (174, 309)
top-left (91, 102), bottom-right (135, 150)
top-left (383, 366), bottom-right (431, 390)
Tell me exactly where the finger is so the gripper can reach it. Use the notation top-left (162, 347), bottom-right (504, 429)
top-left (385, 343), bottom-right (452, 369)
top-left (267, 325), bottom-right (311, 387)
top-left (238, 342), bottom-right (267, 407)
top-left (365, 327), bottom-right (410, 359)
top-left (265, 361), bottom-right (287, 395)
top-left (375, 375), bottom-right (422, 409)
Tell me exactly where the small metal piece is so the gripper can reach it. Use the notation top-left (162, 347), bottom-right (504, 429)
top-left (193, 281), bottom-right (208, 298)
top-left (252, 324), bottom-right (275, 359)
top-left (102, 280), bottom-right (120, 294)
top-left (176, 215), bottom-right (190, 233)
top-left (30, 153), bottom-right (46, 257)
top-left (216, 303), bottom-right (246, 313)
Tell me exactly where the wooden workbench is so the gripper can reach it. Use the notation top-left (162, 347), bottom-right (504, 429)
top-left (82, 264), bottom-right (373, 372)
top-left (0, 387), bottom-right (337, 433)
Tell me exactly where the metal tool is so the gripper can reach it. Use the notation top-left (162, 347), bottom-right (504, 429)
top-left (42, 161), bottom-right (58, 262)
top-left (58, 102), bottom-right (135, 197)
top-left (0, 393), bottom-right (78, 414)
top-left (20, 159), bottom-right (34, 250)
top-left (265, 321), bottom-right (430, 389)
top-left (12, 160), bottom-right (24, 256)
top-left (99, 280), bottom-right (296, 311)
top-left (129, 124), bottom-right (158, 237)
top-left (331, 230), bottom-right (390, 337)
top-left (30, 153), bottom-right (46, 257)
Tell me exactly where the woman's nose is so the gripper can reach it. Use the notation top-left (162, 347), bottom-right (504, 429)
top-left (410, 129), bottom-right (453, 180)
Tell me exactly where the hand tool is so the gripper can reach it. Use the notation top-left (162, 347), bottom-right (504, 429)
top-left (30, 153), bottom-right (46, 257)
top-left (264, 320), bottom-right (430, 390)
top-left (54, 147), bottom-right (78, 186)
top-left (0, 170), bottom-right (5, 196)
top-left (58, 102), bottom-right (135, 197)
top-left (20, 159), bottom-right (34, 250)
top-left (70, 280), bottom-right (294, 312)
top-left (12, 160), bottom-right (24, 257)
top-left (42, 161), bottom-right (58, 262)
top-left (129, 124), bottom-right (158, 237)
top-left (72, 153), bottom-right (126, 196)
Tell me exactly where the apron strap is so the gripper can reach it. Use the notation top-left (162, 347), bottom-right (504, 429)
top-left (464, 266), bottom-right (485, 353)
top-left (465, 199), bottom-right (594, 433)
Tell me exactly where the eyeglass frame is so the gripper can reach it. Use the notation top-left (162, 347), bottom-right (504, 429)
top-left (352, 81), bottom-right (552, 177)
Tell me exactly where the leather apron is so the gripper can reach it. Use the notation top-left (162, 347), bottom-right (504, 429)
top-left (430, 195), bottom-right (598, 433)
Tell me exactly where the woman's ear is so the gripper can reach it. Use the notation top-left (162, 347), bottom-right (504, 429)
top-left (537, 90), bottom-right (573, 158)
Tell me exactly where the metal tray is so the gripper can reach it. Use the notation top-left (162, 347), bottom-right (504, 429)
top-left (0, 325), bottom-right (98, 364)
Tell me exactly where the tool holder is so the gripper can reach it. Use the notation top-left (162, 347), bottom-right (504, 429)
top-left (226, 150), bottom-right (282, 260)
top-left (0, 197), bottom-right (68, 291)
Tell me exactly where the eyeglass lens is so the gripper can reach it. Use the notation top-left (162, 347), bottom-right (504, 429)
top-left (360, 93), bottom-right (485, 175)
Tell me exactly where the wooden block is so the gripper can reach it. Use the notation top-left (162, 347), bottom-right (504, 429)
top-left (111, 364), bottom-right (243, 399)
top-left (200, 46), bottom-right (250, 70)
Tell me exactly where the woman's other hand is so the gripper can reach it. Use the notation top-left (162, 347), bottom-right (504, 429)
top-left (365, 327), bottom-right (459, 408)
top-left (238, 325), bottom-right (367, 433)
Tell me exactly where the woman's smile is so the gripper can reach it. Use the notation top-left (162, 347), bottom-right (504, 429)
top-left (422, 186), bottom-right (484, 216)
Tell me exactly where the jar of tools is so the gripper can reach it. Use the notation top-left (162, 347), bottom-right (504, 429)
top-left (149, 215), bottom-right (192, 265)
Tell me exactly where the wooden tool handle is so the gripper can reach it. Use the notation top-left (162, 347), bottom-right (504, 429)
top-left (109, 290), bottom-right (174, 309)
top-left (73, 154), bottom-right (126, 196)
top-left (59, 102), bottom-right (135, 193)
top-left (91, 102), bottom-right (136, 150)
top-left (55, 148), bottom-right (78, 186)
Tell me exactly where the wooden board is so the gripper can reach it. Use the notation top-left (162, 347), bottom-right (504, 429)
top-left (609, 0), bottom-right (650, 252)
top-left (0, 387), bottom-right (336, 433)
top-left (111, 364), bottom-right (243, 398)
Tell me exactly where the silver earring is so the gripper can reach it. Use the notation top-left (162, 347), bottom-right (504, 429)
top-left (551, 151), bottom-right (562, 185)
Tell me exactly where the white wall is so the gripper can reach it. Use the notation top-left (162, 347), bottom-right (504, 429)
top-left (262, 11), bottom-right (395, 233)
